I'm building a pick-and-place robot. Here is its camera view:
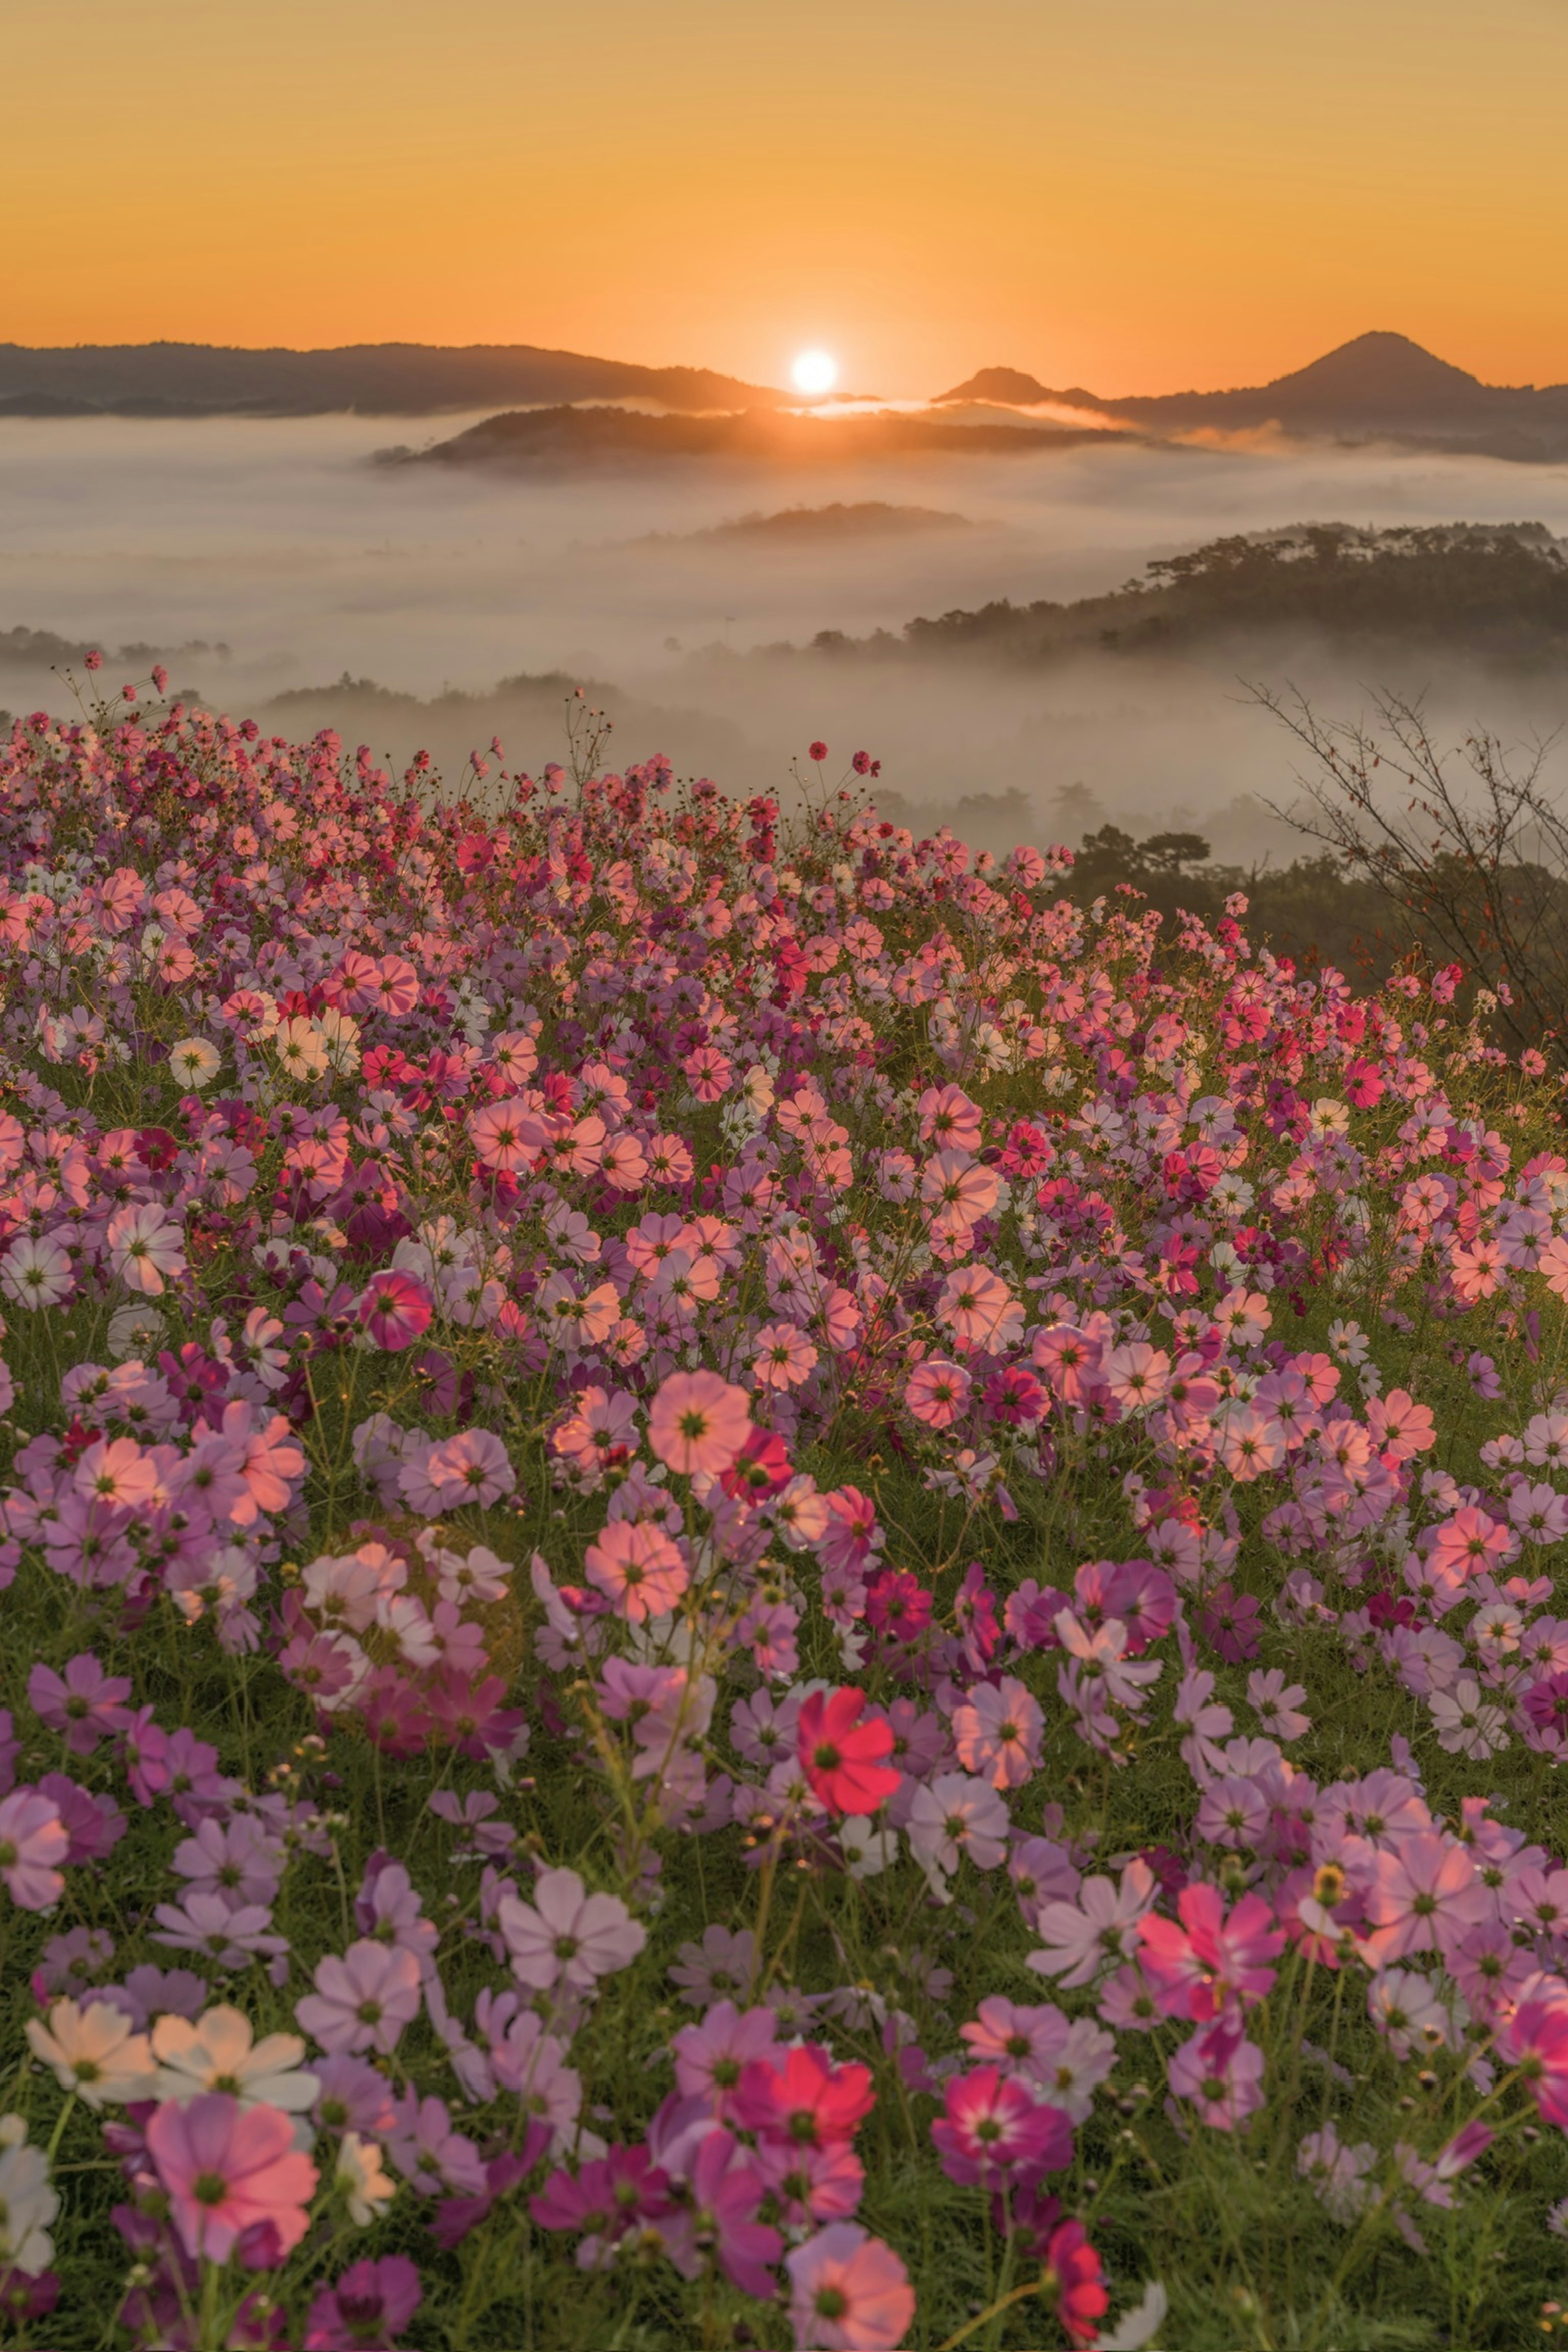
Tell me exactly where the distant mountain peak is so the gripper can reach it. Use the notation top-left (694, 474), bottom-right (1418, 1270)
top-left (935, 365), bottom-right (1103, 410)
top-left (1261, 330), bottom-right (1491, 407)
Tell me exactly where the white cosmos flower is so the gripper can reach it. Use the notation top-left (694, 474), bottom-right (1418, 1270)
top-left (0, 1234), bottom-right (74, 1310)
top-left (0, 2118), bottom-right (58, 2272)
top-left (336, 2130), bottom-right (396, 2225)
top-left (168, 1036), bottom-right (222, 1089)
top-left (151, 2004), bottom-right (318, 2112)
top-left (25, 1998), bottom-right (158, 2107)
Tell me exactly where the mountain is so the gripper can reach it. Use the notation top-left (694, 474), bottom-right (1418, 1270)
top-left (935, 365), bottom-right (1105, 410)
top-left (941, 334), bottom-right (1568, 460)
top-left (0, 340), bottom-right (788, 417)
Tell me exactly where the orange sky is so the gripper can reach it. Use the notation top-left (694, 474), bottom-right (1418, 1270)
top-left (8, 0), bottom-right (1568, 397)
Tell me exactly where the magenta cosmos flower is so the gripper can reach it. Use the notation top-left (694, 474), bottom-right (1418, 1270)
top-left (785, 2223), bottom-right (914, 2350)
top-left (146, 2091), bottom-right (317, 2261)
top-left (647, 1370), bottom-right (752, 1475)
top-left (357, 1270), bottom-right (433, 1351)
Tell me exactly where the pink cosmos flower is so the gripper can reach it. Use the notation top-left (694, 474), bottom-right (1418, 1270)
top-left (1427, 1508), bottom-right (1515, 1587)
top-left (673, 2000), bottom-right (778, 2113)
top-left (1028, 1861), bottom-right (1156, 1988)
top-left (785, 2223), bottom-right (915, 2352)
top-left (917, 1084), bottom-right (983, 1151)
top-left (904, 1357), bottom-right (971, 1429)
top-left (584, 1521), bottom-right (689, 1621)
top-left (497, 1867), bottom-right (646, 1992)
top-left (358, 1270), bottom-right (433, 1350)
top-left (1166, 2016), bottom-right (1267, 2132)
top-left (752, 1322), bottom-right (819, 1391)
top-left (296, 1940), bottom-right (422, 2055)
top-left (146, 2092), bottom-right (317, 2262)
top-left (27, 1655), bottom-right (131, 1755)
top-left (648, 1370), bottom-right (752, 1474)
top-left (734, 2044), bottom-right (874, 2149)
top-left (107, 1203), bottom-right (185, 1296)
top-left (950, 1677), bottom-right (1044, 1789)
top-left (936, 1264), bottom-right (1020, 1350)
top-left (1363, 1833), bottom-right (1487, 1964)
top-left (468, 1099), bottom-right (546, 1173)
top-left (0, 1788), bottom-right (69, 1910)
top-left (1138, 1884), bottom-right (1284, 2020)
top-left (403, 1428), bottom-right (515, 1512)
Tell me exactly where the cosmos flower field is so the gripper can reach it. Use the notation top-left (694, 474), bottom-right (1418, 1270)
top-left (2, 676), bottom-right (1568, 2350)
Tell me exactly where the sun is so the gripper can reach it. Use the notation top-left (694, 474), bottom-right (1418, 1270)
top-left (791, 349), bottom-right (838, 397)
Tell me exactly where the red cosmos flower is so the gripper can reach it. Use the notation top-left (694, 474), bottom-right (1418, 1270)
top-left (808, 740), bottom-right (829, 763)
top-left (796, 1689), bottom-right (900, 1817)
top-left (733, 2042), bottom-right (874, 2148)
top-left (720, 1427), bottom-right (793, 1502)
top-left (1041, 2218), bottom-right (1109, 2344)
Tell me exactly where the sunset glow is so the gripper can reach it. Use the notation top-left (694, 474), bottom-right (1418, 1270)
top-left (790, 350), bottom-right (838, 396)
top-left (4, 0), bottom-right (1568, 394)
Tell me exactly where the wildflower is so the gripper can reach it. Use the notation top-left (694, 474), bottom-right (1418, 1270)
top-left (296, 1941), bottom-right (423, 2055)
top-left (950, 1676), bottom-right (1044, 1789)
top-left (584, 1520), bottom-right (689, 1620)
top-left (1028, 1862), bottom-right (1157, 1987)
top-left (107, 1203), bottom-right (185, 1296)
top-left (358, 1270), bottom-right (434, 1350)
top-left (497, 1867), bottom-right (646, 1992)
top-left (648, 1370), bottom-right (752, 1474)
top-left (168, 1037), bottom-right (221, 1089)
top-left (0, 2119), bottom-right (56, 2275)
top-left (146, 2091), bottom-right (317, 2262)
top-left (797, 1689), bottom-right (900, 1816)
top-left (0, 1790), bottom-right (68, 1911)
top-left (152, 2005), bottom-right (318, 2111)
top-left (305, 2256), bottom-right (421, 2352)
top-left (24, 1998), bottom-right (156, 2106)
top-left (931, 2066), bottom-right (1072, 2186)
top-left (785, 2224), bottom-right (915, 2352)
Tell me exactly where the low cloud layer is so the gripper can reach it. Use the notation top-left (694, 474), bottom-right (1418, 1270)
top-left (6, 413), bottom-right (1568, 860)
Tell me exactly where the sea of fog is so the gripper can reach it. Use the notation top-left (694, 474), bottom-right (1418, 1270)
top-left (8, 412), bottom-right (1568, 855)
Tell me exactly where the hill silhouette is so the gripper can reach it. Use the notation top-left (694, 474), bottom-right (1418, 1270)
top-left (405, 405), bottom-right (1109, 470)
top-left (0, 339), bottom-right (788, 418)
top-left (940, 333), bottom-right (1568, 459)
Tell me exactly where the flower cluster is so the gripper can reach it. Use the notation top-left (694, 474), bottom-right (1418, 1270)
top-left (0, 682), bottom-right (1564, 2345)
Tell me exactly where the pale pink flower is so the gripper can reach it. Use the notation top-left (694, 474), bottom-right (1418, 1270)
top-left (950, 1677), bottom-right (1044, 1789)
top-left (296, 1941), bottom-right (422, 2055)
top-left (0, 1234), bottom-right (73, 1309)
top-left (904, 1357), bottom-right (971, 1429)
top-left (786, 2223), bottom-right (915, 2351)
top-left (468, 1099), bottom-right (546, 1173)
top-left (1027, 1862), bottom-right (1156, 1988)
top-left (584, 1521), bottom-right (689, 1621)
top-left (0, 1790), bottom-right (68, 1910)
top-left (752, 1322), bottom-right (819, 1391)
top-left (648, 1370), bottom-right (751, 1474)
top-left (1364, 1833), bottom-right (1486, 1965)
top-left (906, 1772), bottom-right (1010, 1877)
top-left (497, 1867), bottom-right (646, 1991)
top-left (107, 1203), bottom-right (185, 1296)
top-left (147, 2092), bottom-right (316, 2262)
